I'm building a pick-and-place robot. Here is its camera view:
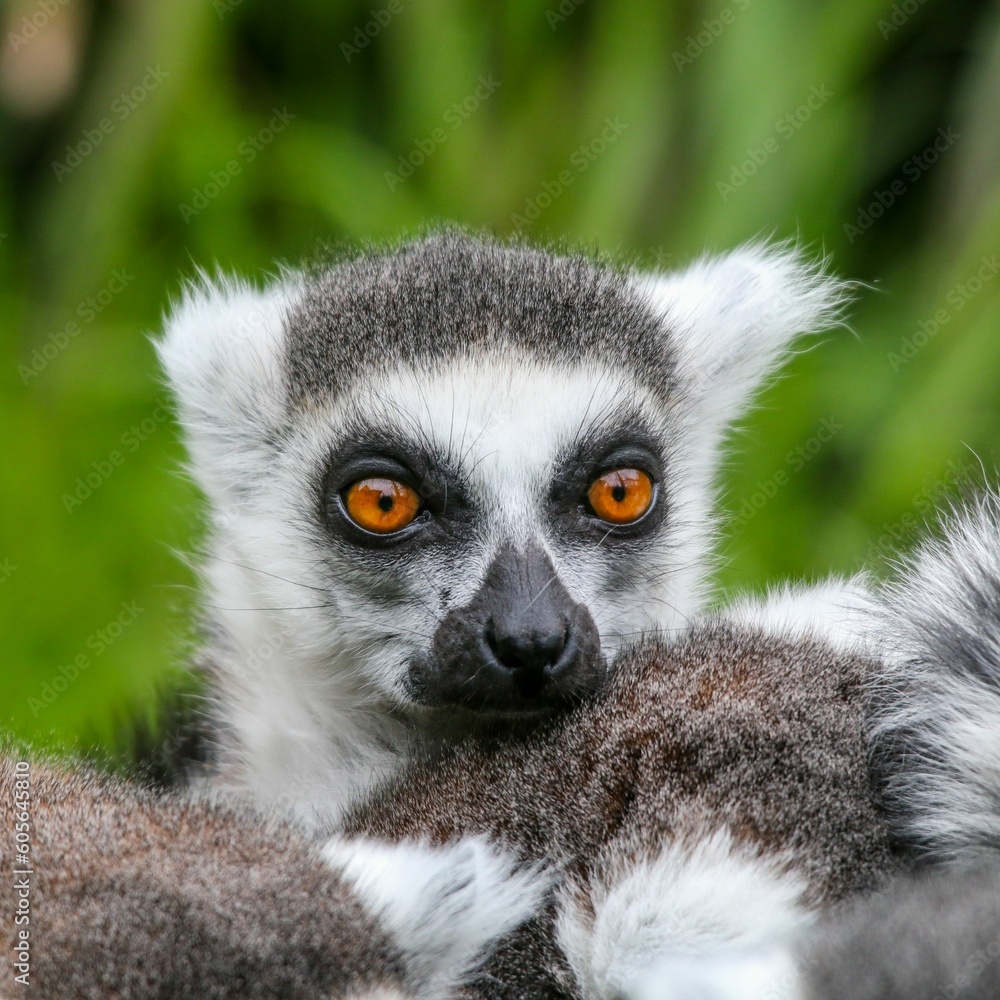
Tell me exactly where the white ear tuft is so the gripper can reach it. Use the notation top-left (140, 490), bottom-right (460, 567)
top-left (323, 836), bottom-right (548, 996)
top-left (636, 242), bottom-right (851, 433)
top-left (156, 271), bottom-right (298, 497)
top-left (157, 272), bottom-right (296, 437)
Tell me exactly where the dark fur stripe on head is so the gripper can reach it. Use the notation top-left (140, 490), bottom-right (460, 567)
top-left (286, 230), bottom-right (678, 403)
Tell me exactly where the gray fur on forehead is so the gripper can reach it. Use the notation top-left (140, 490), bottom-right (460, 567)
top-left (286, 230), bottom-right (676, 402)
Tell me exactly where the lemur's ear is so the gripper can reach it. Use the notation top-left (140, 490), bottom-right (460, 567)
top-left (637, 243), bottom-right (849, 433)
top-left (156, 273), bottom-right (295, 497)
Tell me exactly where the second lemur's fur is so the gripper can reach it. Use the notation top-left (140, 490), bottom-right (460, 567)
top-left (0, 754), bottom-right (544, 1000)
top-left (792, 489), bottom-right (1000, 1000)
top-left (10, 615), bottom-right (891, 1000)
top-left (867, 489), bottom-right (1000, 861)
top-left (343, 621), bottom-right (894, 999)
top-left (676, 489), bottom-right (1000, 1000)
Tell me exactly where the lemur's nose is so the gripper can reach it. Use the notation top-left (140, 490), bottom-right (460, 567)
top-left (484, 616), bottom-right (570, 696)
top-left (410, 541), bottom-right (606, 711)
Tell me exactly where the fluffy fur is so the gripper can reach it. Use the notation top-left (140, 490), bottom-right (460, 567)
top-left (720, 577), bottom-right (878, 663)
top-left (156, 231), bottom-right (849, 829)
top-left (42, 229), bottom-right (1000, 998)
top-left (4, 617), bottom-right (891, 999)
top-left (343, 623), bottom-right (894, 999)
top-left (322, 836), bottom-right (549, 1000)
top-left (868, 488), bottom-right (1000, 861)
top-left (555, 830), bottom-right (810, 1000)
top-left (0, 754), bottom-right (544, 999)
top-left (796, 865), bottom-right (1000, 1000)
top-left (674, 488), bottom-right (1000, 1000)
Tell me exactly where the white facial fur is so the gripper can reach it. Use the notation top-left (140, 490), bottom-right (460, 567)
top-left (158, 240), bottom-right (847, 828)
top-left (268, 356), bottom-right (697, 691)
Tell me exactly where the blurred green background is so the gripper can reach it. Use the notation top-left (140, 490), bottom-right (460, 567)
top-left (3, 0), bottom-right (999, 751)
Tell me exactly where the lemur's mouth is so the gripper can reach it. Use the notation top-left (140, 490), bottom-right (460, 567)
top-left (403, 542), bottom-right (606, 713)
top-left (403, 643), bottom-right (608, 715)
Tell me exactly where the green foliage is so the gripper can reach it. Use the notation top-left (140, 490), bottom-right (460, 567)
top-left (2, 0), bottom-right (999, 748)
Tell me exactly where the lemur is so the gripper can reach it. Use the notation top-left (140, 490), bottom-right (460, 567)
top-left (7, 231), bottom-right (895, 999)
top-left (2, 615), bottom-right (892, 1000)
top-left (21, 492), bottom-right (1000, 999)
top-left (156, 229), bottom-right (866, 829)
top-left (18, 232), bottom-right (1000, 999)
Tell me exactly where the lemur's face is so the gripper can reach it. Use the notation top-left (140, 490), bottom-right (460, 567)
top-left (162, 232), bottom-right (843, 720)
top-left (300, 356), bottom-right (673, 712)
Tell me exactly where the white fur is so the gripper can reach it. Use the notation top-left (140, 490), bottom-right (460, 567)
top-left (630, 948), bottom-right (802, 1000)
top-left (323, 836), bottom-right (548, 997)
top-left (720, 577), bottom-right (877, 655)
top-left (635, 242), bottom-right (849, 442)
top-left (155, 271), bottom-right (299, 503)
top-left (182, 357), bottom-right (711, 827)
top-left (869, 490), bottom-right (1000, 860)
top-left (159, 243), bottom-right (850, 828)
top-left (555, 829), bottom-right (811, 1000)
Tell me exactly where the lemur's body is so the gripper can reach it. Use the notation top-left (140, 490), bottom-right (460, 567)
top-left (665, 490), bottom-right (1000, 1000)
top-left (4, 617), bottom-right (891, 1000)
top-left (158, 230), bottom-right (852, 829)
top-left (31, 489), bottom-right (1000, 1000)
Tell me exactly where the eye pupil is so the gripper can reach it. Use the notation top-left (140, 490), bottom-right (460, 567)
top-left (612, 485), bottom-right (626, 502)
top-left (378, 495), bottom-right (394, 512)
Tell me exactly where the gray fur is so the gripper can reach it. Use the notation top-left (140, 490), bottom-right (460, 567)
top-left (286, 230), bottom-right (677, 404)
top-left (1, 756), bottom-right (400, 998)
top-left (868, 489), bottom-right (1000, 861)
top-left (1, 755), bottom-right (542, 1000)
top-left (771, 488), bottom-right (1000, 1000)
top-left (345, 624), bottom-right (895, 998)
top-left (6, 622), bottom-right (892, 1000)
top-left (799, 865), bottom-right (1000, 1000)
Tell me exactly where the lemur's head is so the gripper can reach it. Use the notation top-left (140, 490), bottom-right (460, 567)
top-left (160, 232), bottom-right (844, 721)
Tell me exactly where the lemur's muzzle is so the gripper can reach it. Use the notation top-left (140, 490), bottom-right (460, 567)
top-left (408, 542), bottom-right (605, 712)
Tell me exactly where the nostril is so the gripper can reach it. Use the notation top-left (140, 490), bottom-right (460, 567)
top-left (484, 618), bottom-right (570, 676)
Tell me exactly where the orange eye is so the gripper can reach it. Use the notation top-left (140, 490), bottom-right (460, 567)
top-left (343, 478), bottom-right (422, 534)
top-left (587, 468), bottom-right (654, 524)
